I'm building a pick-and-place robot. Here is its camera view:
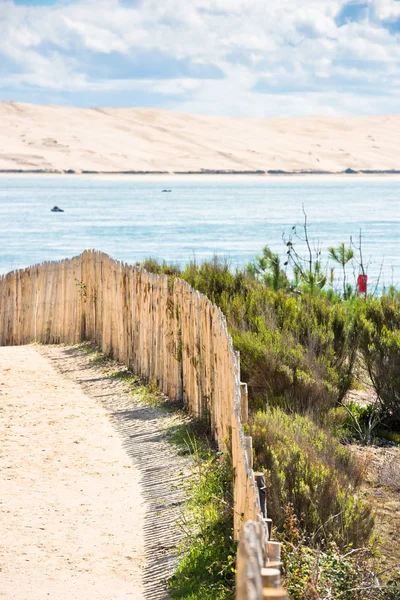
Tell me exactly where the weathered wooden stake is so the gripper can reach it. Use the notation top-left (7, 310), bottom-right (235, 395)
top-left (245, 436), bottom-right (253, 470)
top-left (261, 567), bottom-right (281, 588)
top-left (262, 589), bottom-right (288, 599)
top-left (266, 541), bottom-right (281, 563)
top-left (240, 381), bottom-right (248, 424)
top-left (254, 472), bottom-right (267, 519)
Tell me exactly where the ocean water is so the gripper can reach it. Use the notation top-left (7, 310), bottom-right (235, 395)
top-left (0, 176), bottom-right (399, 289)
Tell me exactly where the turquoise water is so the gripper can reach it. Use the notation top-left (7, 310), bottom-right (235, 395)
top-left (0, 176), bottom-right (399, 289)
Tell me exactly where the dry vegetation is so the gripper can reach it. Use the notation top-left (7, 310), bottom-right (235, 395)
top-left (354, 446), bottom-right (400, 570)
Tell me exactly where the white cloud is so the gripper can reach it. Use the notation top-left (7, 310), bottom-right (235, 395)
top-left (0, 0), bottom-right (399, 116)
top-left (373, 0), bottom-right (400, 20)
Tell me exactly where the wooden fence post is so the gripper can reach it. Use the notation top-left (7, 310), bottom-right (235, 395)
top-left (240, 381), bottom-right (249, 424)
top-left (245, 436), bottom-right (253, 470)
top-left (254, 472), bottom-right (267, 519)
top-left (261, 567), bottom-right (281, 588)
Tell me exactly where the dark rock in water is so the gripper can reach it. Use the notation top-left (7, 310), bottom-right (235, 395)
top-left (162, 189), bottom-right (172, 192)
top-left (51, 206), bottom-right (64, 212)
top-left (343, 168), bottom-right (358, 174)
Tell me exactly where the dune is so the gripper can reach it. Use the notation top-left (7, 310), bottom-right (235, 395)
top-left (0, 101), bottom-right (400, 175)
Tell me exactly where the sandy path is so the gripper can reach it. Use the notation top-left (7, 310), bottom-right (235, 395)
top-left (0, 345), bottom-right (187, 600)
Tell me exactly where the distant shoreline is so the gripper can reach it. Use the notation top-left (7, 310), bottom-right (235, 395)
top-left (1, 168), bottom-right (400, 175)
top-left (1, 169), bottom-right (400, 183)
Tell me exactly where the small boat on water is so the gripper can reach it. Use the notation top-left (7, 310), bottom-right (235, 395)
top-left (51, 206), bottom-right (64, 212)
top-left (162, 189), bottom-right (172, 193)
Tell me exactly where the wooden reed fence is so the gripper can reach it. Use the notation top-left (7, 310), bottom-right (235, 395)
top-left (0, 250), bottom-right (286, 599)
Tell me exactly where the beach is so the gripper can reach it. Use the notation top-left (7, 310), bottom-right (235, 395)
top-left (1, 102), bottom-right (400, 176)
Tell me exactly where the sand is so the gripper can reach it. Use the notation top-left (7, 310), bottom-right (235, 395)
top-left (1, 101), bottom-right (400, 175)
top-left (0, 344), bottom-right (187, 600)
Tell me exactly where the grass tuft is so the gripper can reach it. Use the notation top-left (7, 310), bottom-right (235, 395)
top-left (167, 422), bottom-right (236, 600)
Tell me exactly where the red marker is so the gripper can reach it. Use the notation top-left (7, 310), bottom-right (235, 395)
top-left (357, 274), bottom-right (368, 294)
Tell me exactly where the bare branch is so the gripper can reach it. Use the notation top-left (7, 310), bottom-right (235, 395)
top-left (372, 257), bottom-right (385, 297)
top-left (302, 204), bottom-right (313, 275)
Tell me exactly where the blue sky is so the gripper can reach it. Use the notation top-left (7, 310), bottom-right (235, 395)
top-left (1, 0), bottom-right (400, 117)
top-left (13, 1), bottom-right (58, 4)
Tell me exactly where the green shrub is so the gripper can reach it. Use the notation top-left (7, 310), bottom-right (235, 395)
top-left (250, 407), bottom-right (374, 548)
top-left (232, 327), bottom-right (335, 415)
top-left (357, 294), bottom-right (400, 425)
top-left (282, 541), bottom-right (400, 600)
top-left (246, 245), bottom-right (289, 291)
top-left (322, 406), bottom-right (348, 436)
top-left (181, 256), bottom-right (239, 305)
top-left (270, 292), bottom-right (357, 403)
top-left (282, 542), bottom-right (359, 600)
top-left (337, 401), bottom-right (383, 445)
top-left (383, 574), bottom-right (400, 600)
top-left (281, 505), bottom-right (399, 600)
top-left (138, 257), bottom-right (181, 276)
